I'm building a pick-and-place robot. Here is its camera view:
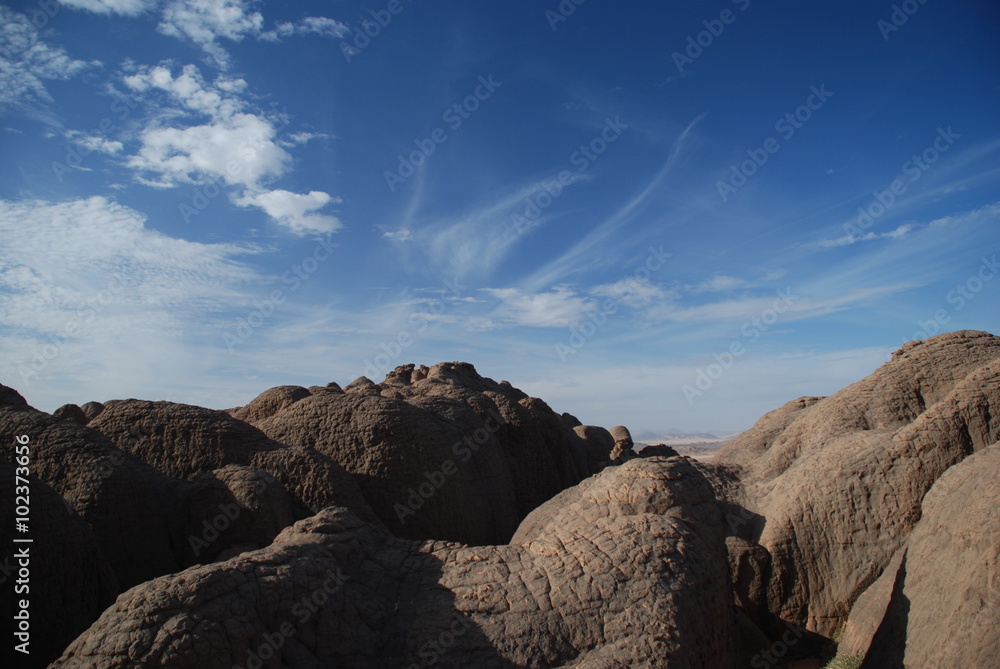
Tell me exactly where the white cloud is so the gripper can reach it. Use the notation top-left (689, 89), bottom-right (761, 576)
top-left (123, 63), bottom-right (245, 118)
top-left (381, 228), bottom-right (414, 242)
top-left (0, 7), bottom-right (97, 111)
top-left (127, 112), bottom-right (290, 188)
top-left (812, 223), bottom-right (918, 249)
top-left (0, 196), bottom-right (258, 361)
top-left (64, 130), bottom-right (123, 154)
top-left (591, 276), bottom-right (674, 308)
top-left (158, 0), bottom-right (264, 68)
top-left (486, 285), bottom-right (596, 328)
top-left (235, 189), bottom-right (342, 235)
top-left (260, 16), bottom-right (349, 42)
top-left (121, 64), bottom-right (288, 189)
top-left (689, 275), bottom-right (748, 293)
top-left (928, 201), bottom-right (1000, 227)
top-left (155, 1), bottom-right (347, 68)
top-left (0, 196), bottom-right (278, 408)
top-left (58, 0), bottom-right (157, 16)
top-left (116, 62), bottom-right (345, 235)
top-left (283, 131), bottom-right (334, 146)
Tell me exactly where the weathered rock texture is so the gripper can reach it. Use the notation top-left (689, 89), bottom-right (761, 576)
top-left (53, 457), bottom-right (737, 668)
top-left (87, 399), bottom-right (381, 526)
top-left (841, 443), bottom-right (1000, 668)
top-left (0, 464), bottom-right (119, 668)
top-left (0, 385), bottom-right (182, 590)
top-left (243, 362), bottom-right (617, 545)
top-left (711, 330), bottom-right (1000, 639)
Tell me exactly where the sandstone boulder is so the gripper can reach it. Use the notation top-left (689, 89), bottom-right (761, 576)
top-left (79, 401), bottom-right (105, 423)
top-left (53, 457), bottom-right (738, 668)
top-left (87, 399), bottom-right (381, 526)
top-left (840, 443), bottom-right (1000, 668)
top-left (52, 403), bottom-right (88, 425)
top-left (0, 385), bottom-right (182, 589)
top-left (248, 362), bottom-right (616, 545)
top-left (712, 330), bottom-right (1000, 636)
top-left (179, 464), bottom-right (297, 564)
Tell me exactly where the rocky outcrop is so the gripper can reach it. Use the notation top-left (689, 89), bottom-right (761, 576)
top-left (840, 443), bottom-right (1000, 668)
top-left (0, 385), bottom-right (182, 590)
top-left (711, 330), bottom-right (1000, 637)
top-left (52, 403), bottom-right (88, 425)
top-left (228, 384), bottom-right (312, 423)
top-left (638, 443), bottom-right (681, 458)
top-left (79, 401), bottom-right (105, 423)
top-left (244, 362), bottom-right (617, 545)
top-left (179, 465), bottom-right (297, 564)
top-left (609, 424), bottom-right (635, 461)
top-left (87, 399), bottom-right (381, 526)
top-left (53, 457), bottom-right (738, 668)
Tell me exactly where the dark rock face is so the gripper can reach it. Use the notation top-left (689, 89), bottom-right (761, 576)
top-left (0, 464), bottom-right (119, 668)
top-left (244, 362), bottom-right (616, 545)
top-left (52, 403), bottom-right (88, 425)
top-left (0, 393), bottom-right (183, 590)
top-left (79, 401), bottom-right (105, 423)
top-left (52, 457), bottom-right (738, 669)
top-left (179, 464), bottom-right (297, 564)
top-left (638, 443), bottom-right (681, 458)
top-left (86, 399), bottom-right (381, 526)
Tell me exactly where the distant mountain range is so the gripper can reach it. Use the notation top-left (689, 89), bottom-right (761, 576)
top-left (632, 430), bottom-right (735, 443)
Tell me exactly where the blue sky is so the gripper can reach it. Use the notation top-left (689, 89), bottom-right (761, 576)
top-left (1, 0), bottom-right (998, 435)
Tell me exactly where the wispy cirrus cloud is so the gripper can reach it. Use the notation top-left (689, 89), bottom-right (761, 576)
top-left (485, 285), bottom-right (596, 328)
top-left (807, 223), bottom-right (918, 249)
top-left (389, 172), bottom-right (589, 281)
top-left (524, 115), bottom-right (703, 293)
top-left (591, 276), bottom-right (675, 308)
